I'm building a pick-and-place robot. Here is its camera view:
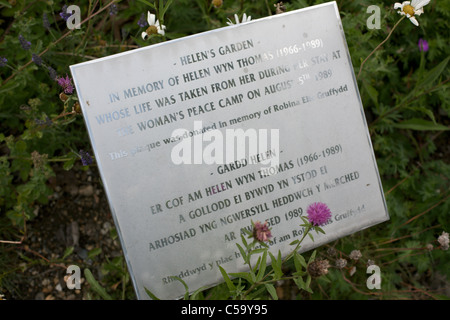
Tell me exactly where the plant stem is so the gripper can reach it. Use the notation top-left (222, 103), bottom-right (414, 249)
top-left (1, 1), bottom-right (117, 87)
top-left (357, 16), bottom-right (405, 80)
top-left (242, 225), bottom-right (312, 299)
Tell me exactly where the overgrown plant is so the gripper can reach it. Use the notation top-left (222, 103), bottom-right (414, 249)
top-left (145, 202), bottom-right (332, 300)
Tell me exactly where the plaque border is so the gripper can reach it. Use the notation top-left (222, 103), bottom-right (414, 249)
top-left (70, 1), bottom-right (389, 300)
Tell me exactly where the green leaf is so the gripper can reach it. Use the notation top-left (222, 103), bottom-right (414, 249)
top-left (294, 276), bottom-right (305, 290)
top-left (240, 234), bottom-right (248, 248)
top-left (161, 0), bottom-right (173, 17)
top-left (170, 276), bottom-right (190, 300)
top-left (248, 248), bottom-right (266, 259)
top-left (314, 226), bottom-right (325, 234)
top-left (393, 119), bottom-right (449, 131)
top-left (63, 152), bottom-right (77, 171)
top-left (236, 243), bottom-right (248, 263)
top-left (190, 286), bottom-right (207, 300)
top-left (252, 256), bottom-right (261, 274)
top-left (305, 275), bottom-right (312, 288)
top-left (411, 106), bottom-right (437, 124)
top-left (88, 247), bottom-right (102, 260)
top-left (308, 250), bottom-right (317, 265)
top-left (0, 0), bottom-right (13, 8)
top-left (304, 275), bottom-right (313, 293)
top-left (219, 266), bottom-right (236, 291)
top-left (256, 250), bottom-right (268, 282)
top-left (246, 285), bottom-right (267, 300)
top-left (229, 272), bottom-right (254, 284)
top-left (265, 284), bottom-right (278, 300)
top-left (363, 82), bottom-right (379, 107)
top-left (144, 287), bottom-right (160, 300)
top-left (62, 247), bottom-right (74, 260)
top-left (417, 56), bottom-right (450, 89)
top-left (0, 80), bottom-right (20, 94)
top-left (268, 251), bottom-right (283, 279)
top-left (136, 0), bottom-right (156, 9)
top-left (294, 252), bottom-right (307, 270)
top-left (84, 268), bottom-right (113, 300)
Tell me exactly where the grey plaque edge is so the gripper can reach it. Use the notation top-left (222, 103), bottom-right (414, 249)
top-left (70, 0), bottom-right (390, 300)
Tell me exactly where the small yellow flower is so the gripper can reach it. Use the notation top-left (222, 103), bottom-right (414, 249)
top-left (141, 12), bottom-right (166, 40)
top-left (394, 0), bottom-right (430, 26)
top-left (212, 0), bottom-right (223, 8)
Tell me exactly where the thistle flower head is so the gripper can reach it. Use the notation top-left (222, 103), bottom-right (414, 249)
top-left (349, 249), bottom-right (362, 261)
top-left (252, 221), bottom-right (272, 242)
top-left (437, 231), bottom-right (449, 250)
top-left (335, 258), bottom-right (347, 269)
top-left (306, 202), bottom-right (331, 226)
top-left (307, 259), bottom-right (330, 278)
top-left (57, 74), bottom-right (74, 94)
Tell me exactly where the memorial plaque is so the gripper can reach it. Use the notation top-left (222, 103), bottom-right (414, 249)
top-left (70, 1), bottom-right (389, 299)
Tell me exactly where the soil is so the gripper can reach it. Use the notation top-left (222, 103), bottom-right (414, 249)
top-left (4, 163), bottom-right (127, 300)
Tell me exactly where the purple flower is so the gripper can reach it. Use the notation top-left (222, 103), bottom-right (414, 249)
top-left (43, 13), bottom-right (51, 30)
top-left (79, 150), bottom-right (93, 166)
top-left (137, 13), bottom-right (148, 28)
top-left (18, 34), bottom-right (31, 50)
top-left (35, 116), bottom-right (52, 127)
top-left (306, 202), bottom-right (332, 226)
top-left (418, 38), bottom-right (429, 52)
top-left (252, 221), bottom-right (272, 242)
top-left (109, 4), bottom-right (118, 16)
top-left (0, 56), bottom-right (7, 67)
top-left (57, 74), bottom-right (74, 94)
top-left (48, 66), bottom-right (58, 81)
top-left (32, 53), bottom-right (42, 66)
top-left (60, 5), bottom-right (72, 21)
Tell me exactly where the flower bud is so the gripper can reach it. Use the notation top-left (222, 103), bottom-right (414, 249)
top-left (74, 102), bottom-right (82, 114)
top-left (212, 0), bottom-right (223, 8)
top-left (60, 92), bottom-right (69, 102)
top-left (307, 259), bottom-right (330, 278)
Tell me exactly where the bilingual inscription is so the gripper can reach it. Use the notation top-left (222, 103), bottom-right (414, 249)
top-left (71, 2), bottom-right (388, 299)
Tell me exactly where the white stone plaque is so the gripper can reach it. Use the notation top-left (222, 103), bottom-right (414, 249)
top-left (70, 1), bottom-right (389, 299)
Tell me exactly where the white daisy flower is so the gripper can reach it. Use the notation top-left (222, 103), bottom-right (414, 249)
top-left (393, 0), bottom-right (430, 26)
top-left (141, 11), bottom-right (166, 40)
top-left (226, 13), bottom-right (252, 26)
